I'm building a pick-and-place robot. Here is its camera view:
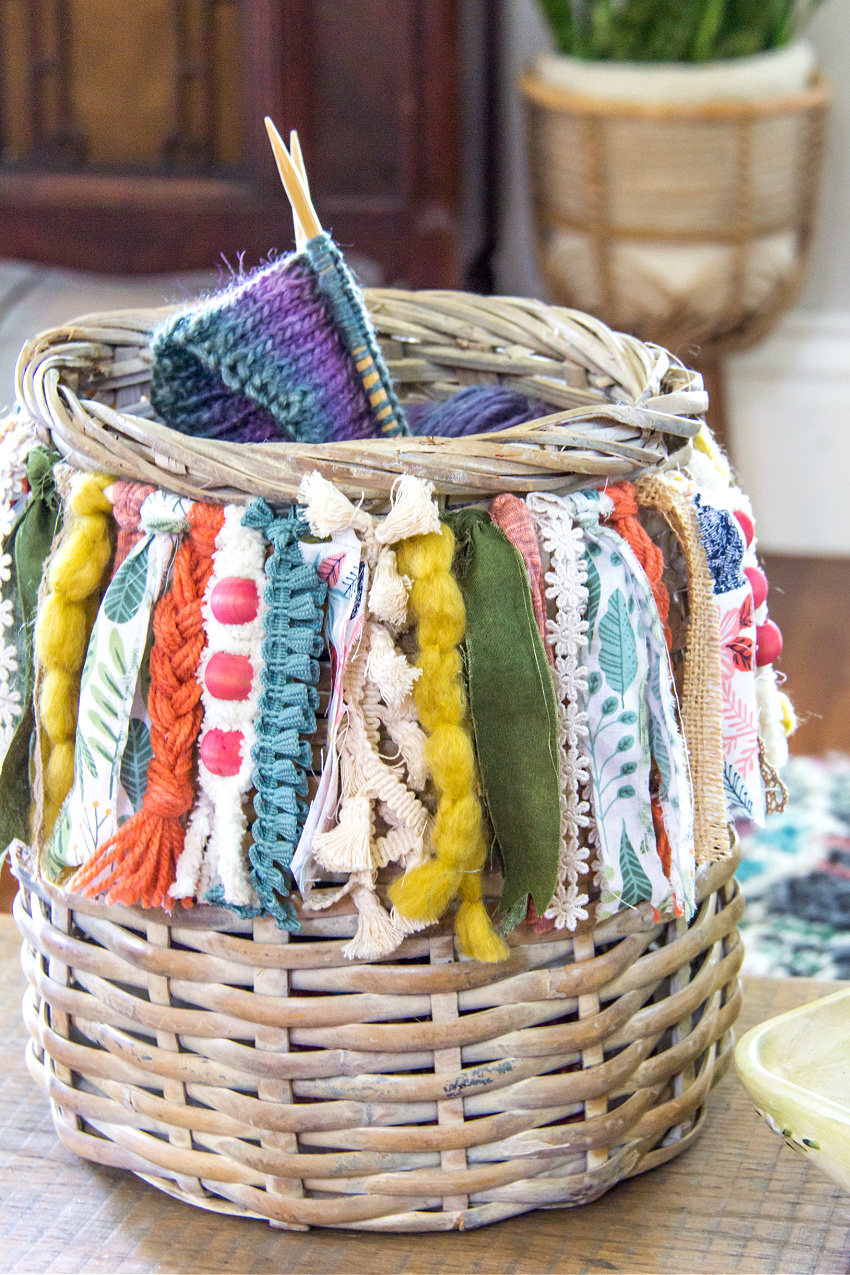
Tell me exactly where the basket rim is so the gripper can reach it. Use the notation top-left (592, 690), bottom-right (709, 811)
top-left (15, 289), bottom-right (707, 504)
top-left (521, 66), bottom-right (830, 122)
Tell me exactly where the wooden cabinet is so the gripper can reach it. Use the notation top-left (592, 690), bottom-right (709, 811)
top-left (0, 0), bottom-right (494, 285)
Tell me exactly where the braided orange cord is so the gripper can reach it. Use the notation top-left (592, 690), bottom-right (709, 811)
top-left (68, 503), bottom-right (223, 907)
top-left (605, 481), bottom-right (672, 651)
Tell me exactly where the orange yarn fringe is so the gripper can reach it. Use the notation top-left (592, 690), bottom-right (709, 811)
top-left (605, 481), bottom-right (675, 891)
top-left (68, 502), bottom-right (223, 908)
top-left (605, 482), bottom-right (672, 649)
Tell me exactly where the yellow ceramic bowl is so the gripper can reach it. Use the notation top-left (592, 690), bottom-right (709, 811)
top-left (735, 986), bottom-right (850, 1192)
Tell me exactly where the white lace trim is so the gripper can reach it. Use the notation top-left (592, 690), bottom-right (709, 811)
top-left (0, 416), bottom-right (38, 756)
top-left (526, 493), bottom-right (592, 930)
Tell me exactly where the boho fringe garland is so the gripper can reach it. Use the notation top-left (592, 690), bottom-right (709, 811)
top-left (68, 502), bottom-right (223, 906)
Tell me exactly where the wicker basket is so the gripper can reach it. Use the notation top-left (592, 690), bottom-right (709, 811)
top-left (522, 70), bottom-right (829, 357)
top-left (13, 289), bottom-right (741, 1232)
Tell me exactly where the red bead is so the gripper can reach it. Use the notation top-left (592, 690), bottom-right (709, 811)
top-left (205, 651), bottom-right (253, 701)
top-left (756, 620), bottom-right (783, 667)
top-left (210, 576), bottom-right (259, 625)
top-left (745, 566), bottom-right (769, 610)
top-left (734, 510), bottom-right (755, 547)
top-left (200, 728), bottom-right (243, 777)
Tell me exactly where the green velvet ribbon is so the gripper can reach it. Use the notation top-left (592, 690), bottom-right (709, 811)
top-left (444, 507), bottom-right (562, 919)
top-left (0, 448), bottom-right (61, 850)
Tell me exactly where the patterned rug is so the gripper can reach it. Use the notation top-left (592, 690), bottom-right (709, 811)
top-left (738, 754), bottom-right (850, 979)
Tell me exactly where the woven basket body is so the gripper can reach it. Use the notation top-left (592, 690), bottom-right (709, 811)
top-left (13, 289), bottom-right (740, 1230)
top-left (16, 852), bottom-right (741, 1231)
top-left (522, 71), bottom-right (829, 357)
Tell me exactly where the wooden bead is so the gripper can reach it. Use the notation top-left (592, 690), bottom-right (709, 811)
top-left (734, 510), bottom-right (755, 547)
top-left (205, 651), bottom-right (253, 701)
top-left (210, 576), bottom-right (259, 625)
top-left (756, 619), bottom-right (783, 667)
top-left (745, 566), bottom-right (769, 610)
top-left (200, 728), bottom-right (243, 777)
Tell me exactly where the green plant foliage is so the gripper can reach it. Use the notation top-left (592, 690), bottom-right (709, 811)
top-left (537, 0), bottom-right (824, 61)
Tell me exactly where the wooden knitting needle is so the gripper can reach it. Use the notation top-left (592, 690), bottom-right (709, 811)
top-left (289, 129), bottom-right (310, 250)
top-left (264, 116), bottom-right (323, 246)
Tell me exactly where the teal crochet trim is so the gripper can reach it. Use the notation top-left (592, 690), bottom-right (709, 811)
top-left (242, 499), bottom-right (326, 930)
top-left (306, 232), bottom-right (408, 438)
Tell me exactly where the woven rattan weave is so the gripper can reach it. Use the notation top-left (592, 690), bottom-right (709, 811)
top-left (17, 848), bottom-right (741, 1232)
top-left (13, 287), bottom-right (741, 1231)
top-left (522, 72), bottom-right (829, 356)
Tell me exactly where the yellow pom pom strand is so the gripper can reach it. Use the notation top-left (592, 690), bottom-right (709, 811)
top-left (389, 522), bottom-right (506, 962)
top-left (779, 691), bottom-right (798, 737)
top-left (35, 472), bottom-right (114, 840)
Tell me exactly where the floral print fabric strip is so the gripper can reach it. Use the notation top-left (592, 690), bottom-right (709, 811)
top-left (561, 490), bottom-right (695, 921)
top-left (694, 495), bottom-right (765, 826)
top-left (44, 491), bottom-right (190, 877)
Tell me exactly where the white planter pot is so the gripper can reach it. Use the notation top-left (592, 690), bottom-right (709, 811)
top-left (522, 43), bottom-right (828, 355)
top-left (534, 42), bottom-right (815, 106)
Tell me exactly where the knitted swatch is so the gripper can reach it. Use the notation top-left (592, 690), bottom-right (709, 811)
top-left (150, 232), bottom-right (406, 444)
top-left (242, 499), bottom-right (326, 931)
top-left (68, 502), bottom-right (223, 907)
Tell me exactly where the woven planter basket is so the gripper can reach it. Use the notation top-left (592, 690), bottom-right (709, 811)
top-left (13, 289), bottom-right (741, 1231)
top-left (522, 70), bottom-right (829, 358)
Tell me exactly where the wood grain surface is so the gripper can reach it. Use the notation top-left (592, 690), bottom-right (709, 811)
top-left (1, 915), bottom-right (848, 1274)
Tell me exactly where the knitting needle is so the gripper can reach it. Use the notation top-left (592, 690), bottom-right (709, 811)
top-left (264, 116), bottom-right (323, 244)
top-left (289, 129), bottom-right (310, 251)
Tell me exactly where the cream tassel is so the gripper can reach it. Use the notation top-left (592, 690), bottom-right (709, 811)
top-left (369, 546), bottom-right (411, 628)
top-left (344, 880), bottom-right (405, 960)
top-left (298, 471), bottom-right (372, 541)
top-left (375, 473), bottom-right (441, 545)
top-left (366, 623), bottom-right (421, 710)
top-left (313, 786), bottom-right (374, 873)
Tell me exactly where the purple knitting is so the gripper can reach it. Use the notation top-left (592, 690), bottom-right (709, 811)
top-left (151, 252), bottom-right (385, 444)
top-left (406, 385), bottom-right (549, 438)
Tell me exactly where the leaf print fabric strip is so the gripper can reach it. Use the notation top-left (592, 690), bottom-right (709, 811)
top-left (43, 491), bottom-right (190, 877)
top-left (554, 490), bottom-right (695, 922)
top-left (694, 494), bottom-right (764, 826)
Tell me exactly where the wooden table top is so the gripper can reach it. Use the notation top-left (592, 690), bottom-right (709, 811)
top-left (1, 914), bottom-right (849, 1275)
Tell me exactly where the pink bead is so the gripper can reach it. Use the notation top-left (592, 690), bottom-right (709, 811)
top-left (734, 510), bottom-right (755, 547)
top-left (205, 651), bottom-right (253, 701)
top-left (200, 728), bottom-right (243, 777)
top-left (210, 576), bottom-right (259, 625)
top-left (745, 566), bottom-right (769, 610)
top-left (756, 620), bottom-right (783, 667)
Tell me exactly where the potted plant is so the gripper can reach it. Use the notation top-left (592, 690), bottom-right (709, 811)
top-left (522, 0), bottom-right (830, 356)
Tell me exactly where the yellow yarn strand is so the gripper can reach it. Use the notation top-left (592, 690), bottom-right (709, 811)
top-left (34, 473), bottom-right (114, 838)
top-left (389, 524), bottom-right (509, 962)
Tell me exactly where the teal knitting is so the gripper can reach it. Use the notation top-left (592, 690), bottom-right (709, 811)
top-left (150, 233), bottom-right (407, 445)
top-left (242, 498), bottom-right (326, 930)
